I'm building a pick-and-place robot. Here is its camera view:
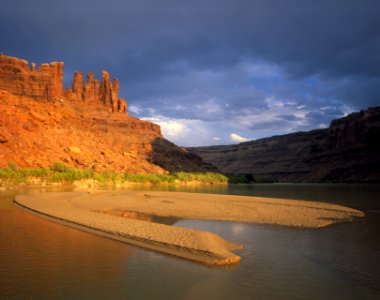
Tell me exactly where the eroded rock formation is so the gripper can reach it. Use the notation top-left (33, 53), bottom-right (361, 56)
top-left (71, 71), bottom-right (84, 102)
top-left (83, 72), bottom-right (99, 104)
top-left (0, 53), bottom-right (63, 100)
top-left (0, 53), bottom-right (128, 113)
top-left (65, 69), bottom-right (127, 112)
top-left (189, 107), bottom-right (380, 183)
top-left (0, 53), bottom-right (213, 173)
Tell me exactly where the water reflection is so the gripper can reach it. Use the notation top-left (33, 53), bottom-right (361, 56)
top-left (0, 189), bottom-right (134, 299)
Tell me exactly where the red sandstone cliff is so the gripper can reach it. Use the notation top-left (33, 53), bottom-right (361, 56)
top-left (0, 53), bottom-right (63, 100)
top-left (0, 53), bottom-right (214, 173)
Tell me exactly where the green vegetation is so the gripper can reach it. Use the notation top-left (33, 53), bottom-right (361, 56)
top-left (123, 173), bottom-right (175, 183)
top-left (0, 162), bottom-right (49, 183)
top-left (172, 172), bottom-right (228, 183)
top-left (122, 172), bottom-right (228, 184)
top-left (0, 162), bottom-right (228, 186)
top-left (0, 162), bottom-right (278, 186)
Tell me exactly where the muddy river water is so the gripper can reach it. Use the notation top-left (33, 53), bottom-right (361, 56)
top-left (1, 184), bottom-right (379, 299)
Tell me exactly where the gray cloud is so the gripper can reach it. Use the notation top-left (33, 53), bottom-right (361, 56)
top-left (1, 0), bottom-right (380, 146)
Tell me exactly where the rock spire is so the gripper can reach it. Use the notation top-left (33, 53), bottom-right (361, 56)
top-left (0, 53), bottom-right (127, 113)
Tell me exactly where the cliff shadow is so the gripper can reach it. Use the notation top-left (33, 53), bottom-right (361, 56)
top-left (150, 138), bottom-right (219, 173)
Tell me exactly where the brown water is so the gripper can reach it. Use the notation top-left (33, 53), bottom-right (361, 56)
top-left (1, 184), bottom-right (379, 299)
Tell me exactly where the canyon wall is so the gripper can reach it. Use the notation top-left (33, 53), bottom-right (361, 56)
top-left (189, 107), bottom-right (380, 182)
top-left (0, 53), bottom-right (214, 173)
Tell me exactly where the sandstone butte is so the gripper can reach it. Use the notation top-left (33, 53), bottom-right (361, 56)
top-left (0, 53), bottom-right (215, 173)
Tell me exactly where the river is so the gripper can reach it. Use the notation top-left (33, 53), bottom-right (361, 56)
top-left (1, 184), bottom-right (379, 299)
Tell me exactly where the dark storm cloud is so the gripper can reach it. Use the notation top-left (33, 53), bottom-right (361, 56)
top-left (1, 0), bottom-right (380, 145)
top-left (3, 0), bottom-right (379, 77)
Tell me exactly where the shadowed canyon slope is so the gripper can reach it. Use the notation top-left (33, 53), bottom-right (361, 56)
top-left (0, 53), bottom-right (215, 173)
top-left (189, 107), bottom-right (380, 182)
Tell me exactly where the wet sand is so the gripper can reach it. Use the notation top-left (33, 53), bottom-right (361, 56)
top-left (14, 191), bottom-right (364, 265)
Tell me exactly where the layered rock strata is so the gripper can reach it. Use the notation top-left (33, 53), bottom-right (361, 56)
top-left (0, 53), bottom-right (63, 100)
top-left (0, 53), bottom-right (127, 113)
top-left (189, 107), bottom-right (380, 183)
top-left (63, 70), bottom-right (127, 113)
top-left (0, 53), bottom-right (213, 173)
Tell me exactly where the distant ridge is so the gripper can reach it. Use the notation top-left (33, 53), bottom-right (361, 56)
top-left (188, 107), bottom-right (380, 182)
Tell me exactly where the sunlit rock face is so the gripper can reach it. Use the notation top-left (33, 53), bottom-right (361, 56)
top-left (0, 53), bottom-right (127, 113)
top-left (0, 53), bottom-right (63, 100)
top-left (0, 53), bottom-right (215, 173)
top-left (189, 107), bottom-right (380, 183)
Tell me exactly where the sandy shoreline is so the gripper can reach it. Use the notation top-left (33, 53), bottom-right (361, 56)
top-left (14, 191), bottom-right (364, 265)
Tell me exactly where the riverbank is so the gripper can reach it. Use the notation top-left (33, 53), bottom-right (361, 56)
top-left (14, 191), bottom-right (364, 265)
top-left (0, 163), bottom-right (228, 188)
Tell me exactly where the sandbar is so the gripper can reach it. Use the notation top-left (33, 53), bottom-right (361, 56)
top-left (14, 191), bottom-right (364, 265)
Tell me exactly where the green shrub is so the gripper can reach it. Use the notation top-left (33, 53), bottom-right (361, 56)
top-left (0, 166), bottom-right (18, 181)
top-left (7, 161), bottom-right (18, 171)
top-left (0, 166), bottom-right (49, 183)
top-left (48, 166), bottom-right (96, 183)
top-left (94, 169), bottom-right (120, 183)
top-left (23, 167), bottom-right (49, 178)
top-left (173, 172), bottom-right (228, 183)
top-left (173, 172), bottom-right (195, 182)
top-left (50, 162), bottom-right (68, 172)
top-left (122, 172), bottom-right (227, 184)
top-left (122, 173), bottom-right (176, 183)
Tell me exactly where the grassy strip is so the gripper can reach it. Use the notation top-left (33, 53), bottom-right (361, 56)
top-left (0, 162), bottom-right (228, 185)
top-left (123, 172), bottom-right (228, 184)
